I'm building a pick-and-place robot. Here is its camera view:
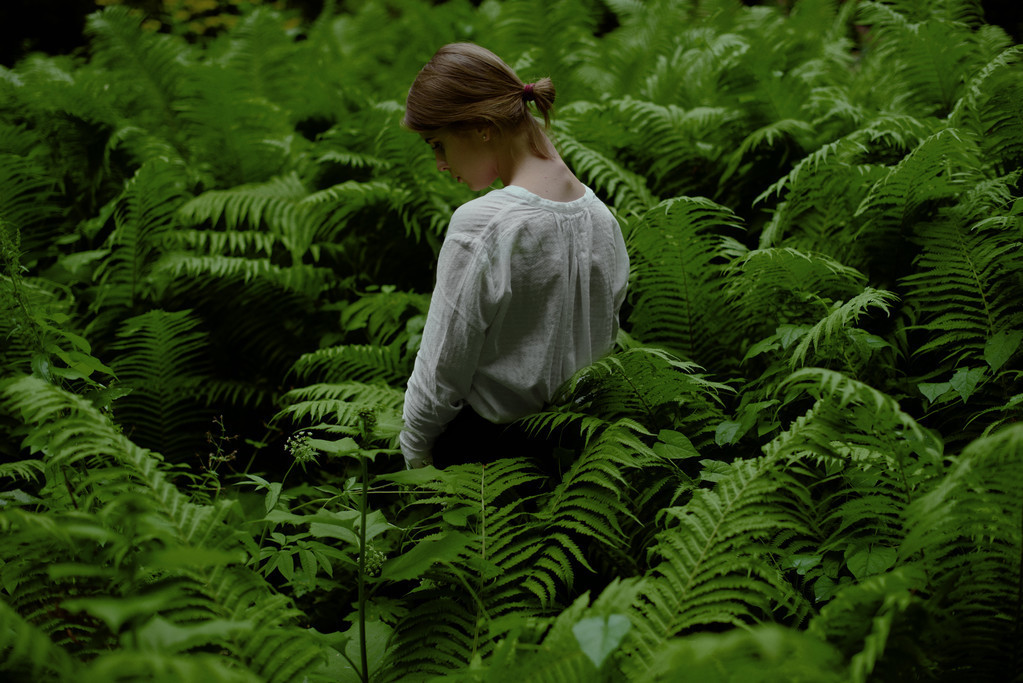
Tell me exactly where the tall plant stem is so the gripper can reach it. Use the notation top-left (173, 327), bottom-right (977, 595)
top-left (358, 452), bottom-right (369, 683)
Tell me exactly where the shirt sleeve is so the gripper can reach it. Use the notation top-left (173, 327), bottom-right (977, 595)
top-left (399, 230), bottom-right (492, 468)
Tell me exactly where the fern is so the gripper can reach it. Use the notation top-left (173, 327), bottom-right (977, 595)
top-left (0, 374), bottom-right (331, 682)
top-left (900, 424), bottom-right (1023, 681)
top-left (768, 368), bottom-right (944, 603)
top-left (85, 7), bottom-right (192, 147)
top-left (107, 309), bottom-right (210, 459)
top-left (0, 595), bottom-right (77, 681)
top-left (620, 453), bottom-right (811, 677)
top-left (626, 196), bottom-right (744, 367)
top-left (787, 287), bottom-right (899, 370)
top-left (0, 152), bottom-right (63, 261)
top-left (728, 247), bottom-right (871, 348)
top-left (552, 124), bottom-right (657, 215)
top-left (91, 158), bottom-right (189, 317)
top-left (857, 2), bottom-right (986, 116)
top-left (289, 343), bottom-right (408, 386)
top-left (384, 458), bottom-right (565, 680)
top-left (807, 567), bottom-right (931, 683)
top-left (898, 172), bottom-right (1023, 421)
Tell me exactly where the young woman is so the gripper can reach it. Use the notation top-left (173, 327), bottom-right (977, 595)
top-left (399, 43), bottom-right (630, 469)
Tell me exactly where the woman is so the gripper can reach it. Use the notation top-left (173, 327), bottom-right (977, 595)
top-left (399, 43), bottom-right (630, 469)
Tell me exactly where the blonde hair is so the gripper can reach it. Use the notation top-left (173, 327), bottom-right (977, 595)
top-left (403, 43), bottom-right (556, 159)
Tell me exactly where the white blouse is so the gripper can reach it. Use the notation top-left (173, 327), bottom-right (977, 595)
top-left (399, 184), bottom-right (630, 468)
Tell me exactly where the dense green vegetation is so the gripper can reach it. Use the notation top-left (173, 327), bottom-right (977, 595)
top-left (1, 0), bottom-right (1021, 680)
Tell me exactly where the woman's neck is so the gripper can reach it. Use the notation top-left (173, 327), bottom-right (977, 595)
top-left (497, 133), bottom-right (585, 202)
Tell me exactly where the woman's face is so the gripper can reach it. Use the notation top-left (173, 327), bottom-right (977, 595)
top-left (422, 128), bottom-right (498, 192)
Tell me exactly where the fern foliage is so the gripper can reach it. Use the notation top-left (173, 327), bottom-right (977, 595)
top-left (2, 0), bottom-right (1022, 680)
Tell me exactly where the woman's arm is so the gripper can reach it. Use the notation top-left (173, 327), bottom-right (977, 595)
top-left (399, 233), bottom-right (490, 468)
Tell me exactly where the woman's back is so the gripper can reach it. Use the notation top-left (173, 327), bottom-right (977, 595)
top-left (405, 184), bottom-right (629, 428)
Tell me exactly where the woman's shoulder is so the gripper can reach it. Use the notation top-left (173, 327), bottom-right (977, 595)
top-left (448, 190), bottom-right (523, 235)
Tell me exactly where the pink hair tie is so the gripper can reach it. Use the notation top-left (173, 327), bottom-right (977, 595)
top-left (523, 83), bottom-right (535, 102)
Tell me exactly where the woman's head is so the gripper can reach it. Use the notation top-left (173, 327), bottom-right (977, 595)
top-left (403, 43), bottom-right (556, 160)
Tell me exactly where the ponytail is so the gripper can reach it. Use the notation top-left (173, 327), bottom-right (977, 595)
top-left (403, 43), bottom-right (557, 159)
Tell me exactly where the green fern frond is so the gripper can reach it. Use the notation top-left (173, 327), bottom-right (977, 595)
top-left (338, 288), bottom-right (430, 347)
top-left (553, 127), bottom-right (657, 215)
top-left (178, 172), bottom-right (312, 258)
top-left (808, 566), bottom-right (931, 683)
top-left (276, 382), bottom-right (404, 440)
top-left (899, 179), bottom-right (1023, 369)
top-left (302, 179), bottom-right (410, 245)
top-left (0, 153), bottom-right (62, 259)
top-left (387, 458), bottom-right (559, 679)
top-left (163, 228), bottom-right (280, 258)
top-left (850, 127), bottom-right (983, 274)
top-left (949, 44), bottom-right (1023, 174)
top-left (868, 0), bottom-right (984, 25)
top-left (0, 595), bottom-right (77, 680)
top-left (858, 3), bottom-right (985, 115)
top-left (899, 424), bottom-right (1023, 680)
top-left (728, 247), bottom-right (869, 342)
top-left (85, 6), bottom-right (192, 136)
top-left (156, 254), bottom-right (332, 297)
top-left (626, 196), bottom-right (744, 366)
top-left (108, 309), bottom-right (209, 459)
top-left (788, 287), bottom-right (899, 369)
top-left (551, 346), bottom-right (729, 444)
top-left (621, 454), bottom-right (811, 676)
top-left (539, 425), bottom-right (653, 558)
top-left (607, 98), bottom-right (740, 197)
top-left (92, 158), bottom-right (189, 313)
top-left (766, 368), bottom-right (944, 602)
top-left (0, 374), bottom-right (329, 682)
top-left (645, 623), bottom-right (846, 682)
top-left (289, 343), bottom-right (408, 385)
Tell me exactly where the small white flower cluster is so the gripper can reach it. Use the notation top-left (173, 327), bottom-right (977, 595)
top-left (361, 544), bottom-right (386, 576)
top-left (286, 430), bottom-right (317, 464)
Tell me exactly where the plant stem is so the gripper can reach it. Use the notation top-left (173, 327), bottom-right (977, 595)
top-left (358, 452), bottom-right (369, 683)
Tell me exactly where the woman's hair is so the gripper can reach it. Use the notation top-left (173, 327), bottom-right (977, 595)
top-left (403, 43), bottom-right (556, 159)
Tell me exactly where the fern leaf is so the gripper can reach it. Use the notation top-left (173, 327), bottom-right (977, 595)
top-left (0, 596), bottom-right (77, 680)
top-left (92, 159), bottom-right (189, 312)
top-left (899, 424), bottom-right (1023, 680)
top-left (622, 454), bottom-right (810, 676)
top-left (788, 287), bottom-right (899, 369)
top-left (626, 197), bottom-right (744, 366)
top-left (554, 128), bottom-right (656, 215)
top-left (107, 309), bottom-right (209, 459)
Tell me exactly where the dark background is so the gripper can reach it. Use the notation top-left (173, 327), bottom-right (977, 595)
top-left (1, 0), bottom-right (1021, 68)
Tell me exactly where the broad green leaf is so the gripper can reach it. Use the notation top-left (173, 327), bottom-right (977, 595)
top-left (715, 420), bottom-right (743, 446)
top-left (375, 467), bottom-right (444, 484)
top-left (382, 531), bottom-right (472, 581)
top-left (787, 554), bottom-right (822, 575)
top-left (983, 330), bottom-right (1022, 372)
top-left (63, 590), bottom-right (178, 633)
top-left (264, 481), bottom-right (283, 513)
top-left (572, 614), bottom-right (631, 669)
top-left (950, 367), bottom-right (986, 402)
top-left (654, 430), bottom-right (700, 459)
top-left (918, 381), bottom-right (951, 403)
top-left (137, 615), bottom-right (253, 652)
top-left (442, 505), bottom-right (474, 527)
top-left (700, 459), bottom-right (733, 482)
top-left (309, 437), bottom-right (360, 455)
top-left (142, 546), bottom-right (245, 568)
top-left (845, 543), bottom-right (897, 580)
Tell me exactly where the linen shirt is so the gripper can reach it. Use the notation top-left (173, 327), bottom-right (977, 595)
top-left (399, 184), bottom-right (630, 468)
